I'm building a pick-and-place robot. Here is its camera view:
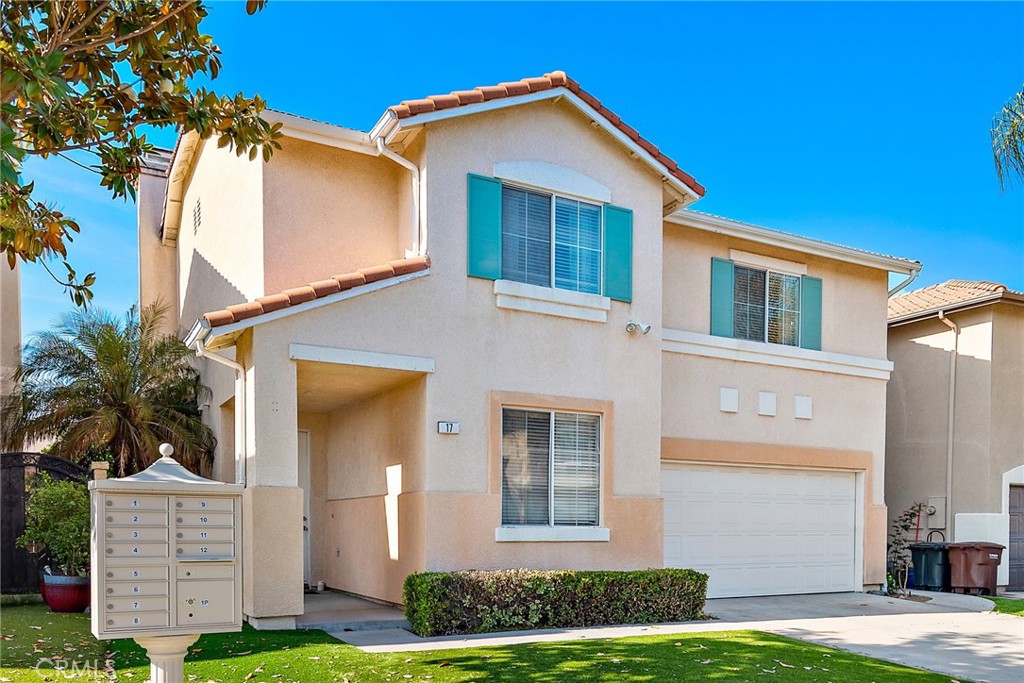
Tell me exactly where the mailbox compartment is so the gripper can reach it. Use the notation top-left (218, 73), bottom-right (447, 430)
top-left (106, 527), bottom-right (168, 542)
top-left (176, 512), bottom-right (233, 527)
top-left (176, 580), bottom-right (235, 626)
top-left (106, 595), bottom-right (169, 613)
top-left (105, 612), bottom-right (170, 630)
top-left (176, 497), bottom-right (234, 512)
top-left (176, 527), bottom-right (233, 543)
top-left (105, 511), bottom-right (168, 526)
top-left (106, 566), bottom-right (168, 582)
top-left (105, 495), bottom-right (168, 511)
top-left (176, 542), bottom-right (234, 559)
top-left (177, 564), bottom-right (234, 581)
top-left (106, 542), bottom-right (169, 558)
top-left (105, 581), bottom-right (169, 597)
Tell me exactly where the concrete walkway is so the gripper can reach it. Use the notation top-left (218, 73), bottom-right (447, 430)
top-left (330, 592), bottom-right (1023, 683)
top-left (296, 591), bottom-right (410, 632)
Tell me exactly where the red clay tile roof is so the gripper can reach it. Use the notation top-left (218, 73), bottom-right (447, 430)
top-left (888, 279), bottom-right (1020, 320)
top-left (388, 70), bottom-right (706, 198)
top-left (202, 256), bottom-right (430, 328)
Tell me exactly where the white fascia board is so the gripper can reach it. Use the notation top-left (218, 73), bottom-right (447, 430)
top-left (266, 111), bottom-right (378, 156)
top-left (199, 269), bottom-right (430, 348)
top-left (289, 343), bottom-right (434, 373)
top-left (386, 89), bottom-right (702, 204)
top-left (662, 328), bottom-right (894, 381)
top-left (667, 210), bottom-right (921, 275)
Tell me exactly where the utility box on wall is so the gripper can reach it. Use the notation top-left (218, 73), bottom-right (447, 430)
top-left (90, 451), bottom-right (243, 641)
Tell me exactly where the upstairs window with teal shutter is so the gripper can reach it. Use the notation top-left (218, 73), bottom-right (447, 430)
top-left (467, 174), bottom-right (632, 302)
top-left (711, 257), bottom-right (821, 349)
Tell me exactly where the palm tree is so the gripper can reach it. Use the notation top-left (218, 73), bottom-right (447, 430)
top-left (992, 86), bottom-right (1024, 191)
top-left (1, 303), bottom-right (215, 476)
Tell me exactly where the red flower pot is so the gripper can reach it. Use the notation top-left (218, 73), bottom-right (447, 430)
top-left (42, 574), bottom-right (90, 613)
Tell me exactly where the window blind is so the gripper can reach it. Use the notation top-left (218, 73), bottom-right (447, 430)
top-left (767, 272), bottom-right (801, 346)
top-left (552, 412), bottom-right (600, 526)
top-left (501, 409), bottom-right (551, 525)
top-left (501, 186), bottom-right (551, 287)
top-left (734, 265), bottom-right (766, 342)
top-left (554, 197), bottom-right (602, 294)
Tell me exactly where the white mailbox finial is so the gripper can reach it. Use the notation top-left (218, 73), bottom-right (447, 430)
top-left (159, 443), bottom-right (174, 458)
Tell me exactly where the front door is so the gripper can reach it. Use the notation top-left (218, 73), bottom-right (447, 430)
top-left (1010, 485), bottom-right (1024, 590)
top-left (297, 430), bottom-right (312, 588)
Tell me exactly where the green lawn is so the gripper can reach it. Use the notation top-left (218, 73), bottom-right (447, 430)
top-left (985, 595), bottom-right (1024, 615)
top-left (1, 604), bottom-right (960, 682)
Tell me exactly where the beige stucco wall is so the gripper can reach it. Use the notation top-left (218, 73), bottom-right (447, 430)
top-left (319, 379), bottom-right (426, 604)
top-left (176, 138), bottom-right (265, 328)
top-left (261, 138), bottom-right (406, 294)
top-left (886, 303), bottom-right (1024, 557)
top-left (663, 225), bottom-right (890, 358)
top-left (137, 163), bottom-right (179, 334)
top-left (1, 261), bottom-right (20, 420)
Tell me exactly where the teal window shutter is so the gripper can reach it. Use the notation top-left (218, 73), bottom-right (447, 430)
top-left (602, 205), bottom-right (633, 302)
top-left (800, 275), bottom-right (822, 350)
top-left (467, 174), bottom-right (502, 280)
top-left (710, 257), bottom-right (735, 337)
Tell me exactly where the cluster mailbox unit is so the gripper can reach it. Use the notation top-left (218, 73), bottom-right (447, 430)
top-left (90, 445), bottom-right (243, 677)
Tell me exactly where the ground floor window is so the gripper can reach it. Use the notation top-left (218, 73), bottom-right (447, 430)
top-left (500, 408), bottom-right (600, 527)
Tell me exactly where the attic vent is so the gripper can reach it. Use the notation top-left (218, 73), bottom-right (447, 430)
top-left (193, 199), bottom-right (202, 235)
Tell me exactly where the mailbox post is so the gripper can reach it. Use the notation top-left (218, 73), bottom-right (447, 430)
top-left (90, 444), bottom-right (242, 683)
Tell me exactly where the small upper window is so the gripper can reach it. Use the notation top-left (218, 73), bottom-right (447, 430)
top-left (734, 265), bottom-right (801, 346)
top-left (501, 184), bottom-right (602, 294)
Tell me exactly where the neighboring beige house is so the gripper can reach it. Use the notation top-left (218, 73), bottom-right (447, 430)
top-left (138, 71), bottom-right (920, 628)
top-left (887, 280), bottom-right (1024, 591)
top-left (1, 262), bottom-right (20, 423)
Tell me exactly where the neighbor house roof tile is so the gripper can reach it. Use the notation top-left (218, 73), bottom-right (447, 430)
top-left (888, 280), bottom-right (1020, 320)
top-left (201, 256), bottom-right (430, 328)
top-left (387, 70), bottom-right (706, 198)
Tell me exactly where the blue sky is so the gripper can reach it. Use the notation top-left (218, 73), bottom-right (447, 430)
top-left (18, 1), bottom-right (1024, 341)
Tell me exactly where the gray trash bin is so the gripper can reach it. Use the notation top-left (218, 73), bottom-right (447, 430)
top-left (909, 542), bottom-right (950, 591)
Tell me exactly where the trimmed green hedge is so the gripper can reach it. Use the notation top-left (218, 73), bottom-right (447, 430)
top-left (403, 568), bottom-right (708, 636)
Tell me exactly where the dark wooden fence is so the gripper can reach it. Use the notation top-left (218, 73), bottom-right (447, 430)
top-left (1, 452), bottom-right (88, 593)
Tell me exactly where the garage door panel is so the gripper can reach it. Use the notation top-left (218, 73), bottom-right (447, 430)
top-left (662, 463), bottom-right (857, 598)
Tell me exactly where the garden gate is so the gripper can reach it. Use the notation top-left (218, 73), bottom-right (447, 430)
top-left (1, 452), bottom-right (88, 593)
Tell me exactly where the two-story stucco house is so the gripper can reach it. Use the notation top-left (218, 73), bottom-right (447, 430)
top-left (138, 71), bottom-right (920, 628)
top-left (886, 280), bottom-right (1024, 592)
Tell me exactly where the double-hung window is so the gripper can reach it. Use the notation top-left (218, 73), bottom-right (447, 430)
top-left (733, 265), bottom-right (801, 346)
top-left (501, 185), bottom-right (603, 295)
top-left (500, 408), bottom-right (601, 527)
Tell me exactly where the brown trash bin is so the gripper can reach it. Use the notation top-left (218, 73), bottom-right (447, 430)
top-left (947, 542), bottom-right (1005, 595)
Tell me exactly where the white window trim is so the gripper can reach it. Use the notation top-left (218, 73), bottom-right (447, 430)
top-left (494, 279), bottom-right (611, 323)
top-left (662, 328), bottom-right (893, 380)
top-left (495, 526), bottom-right (611, 543)
top-left (494, 160), bottom-right (612, 204)
top-left (729, 250), bottom-right (808, 276)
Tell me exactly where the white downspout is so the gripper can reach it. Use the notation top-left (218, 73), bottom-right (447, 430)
top-left (937, 310), bottom-right (959, 535)
top-left (195, 335), bottom-right (246, 487)
top-left (888, 268), bottom-right (920, 298)
top-left (375, 138), bottom-right (423, 256)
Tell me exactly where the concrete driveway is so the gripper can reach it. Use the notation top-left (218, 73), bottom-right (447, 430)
top-left (336, 591), bottom-right (1022, 683)
top-left (706, 592), bottom-right (1023, 683)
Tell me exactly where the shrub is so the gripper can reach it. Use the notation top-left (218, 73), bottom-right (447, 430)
top-left (403, 568), bottom-right (708, 636)
top-left (16, 474), bottom-right (91, 576)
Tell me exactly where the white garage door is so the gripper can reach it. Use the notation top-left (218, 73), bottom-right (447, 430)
top-left (662, 463), bottom-right (857, 598)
